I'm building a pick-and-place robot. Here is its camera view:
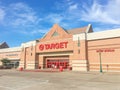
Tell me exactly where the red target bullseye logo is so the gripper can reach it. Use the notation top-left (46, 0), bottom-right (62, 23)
top-left (39, 44), bottom-right (44, 51)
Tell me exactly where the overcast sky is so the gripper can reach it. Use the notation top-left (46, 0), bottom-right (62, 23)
top-left (0, 0), bottom-right (120, 47)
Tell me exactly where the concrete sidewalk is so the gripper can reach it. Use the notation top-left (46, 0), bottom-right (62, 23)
top-left (0, 70), bottom-right (120, 90)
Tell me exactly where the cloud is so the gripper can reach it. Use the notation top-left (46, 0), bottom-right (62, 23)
top-left (53, 0), bottom-right (120, 31)
top-left (1, 0), bottom-right (120, 36)
top-left (45, 13), bottom-right (64, 24)
top-left (0, 2), bottom-right (41, 27)
top-left (55, 0), bottom-right (120, 25)
top-left (0, 2), bottom-right (45, 35)
top-left (0, 8), bottom-right (5, 22)
top-left (31, 29), bottom-right (48, 34)
top-left (7, 2), bottom-right (39, 26)
top-left (69, 4), bottom-right (78, 11)
top-left (80, 0), bottom-right (120, 24)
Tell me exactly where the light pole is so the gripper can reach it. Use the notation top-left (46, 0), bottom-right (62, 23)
top-left (99, 52), bottom-right (102, 73)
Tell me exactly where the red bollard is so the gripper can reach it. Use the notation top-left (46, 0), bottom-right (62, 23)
top-left (68, 66), bottom-right (72, 70)
top-left (59, 66), bottom-right (63, 72)
top-left (38, 66), bottom-right (41, 69)
top-left (19, 67), bottom-right (23, 71)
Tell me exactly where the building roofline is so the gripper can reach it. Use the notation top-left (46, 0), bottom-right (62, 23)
top-left (87, 28), bottom-right (120, 40)
top-left (0, 47), bottom-right (21, 53)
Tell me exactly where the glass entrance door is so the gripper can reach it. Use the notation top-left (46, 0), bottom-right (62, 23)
top-left (46, 59), bottom-right (69, 69)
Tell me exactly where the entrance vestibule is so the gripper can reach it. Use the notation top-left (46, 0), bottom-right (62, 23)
top-left (44, 56), bottom-right (69, 69)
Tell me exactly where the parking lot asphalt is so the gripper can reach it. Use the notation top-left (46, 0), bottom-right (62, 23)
top-left (0, 70), bottom-right (120, 90)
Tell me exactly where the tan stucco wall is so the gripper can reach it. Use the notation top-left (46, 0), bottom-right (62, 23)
top-left (19, 41), bottom-right (37, 69)
top-left (88, 38), bottom-right (120, 72)
top-left (0, 51), bottom-right (21, 60)
top-left (0, 47), bottom-right (21, 66)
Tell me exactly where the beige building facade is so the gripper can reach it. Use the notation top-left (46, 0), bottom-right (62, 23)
top-left (0, 24), bottom-right (120, 72)
top-left (0, 47), bottom-right (21, 68)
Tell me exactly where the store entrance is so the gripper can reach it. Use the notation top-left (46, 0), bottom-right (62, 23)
top-left (45, 56), bottom-right (69, 69)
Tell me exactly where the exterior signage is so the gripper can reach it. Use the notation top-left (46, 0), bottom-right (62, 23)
top-left (96, 48), bottom-right (115, 53)
top-left (39, 41), bottom-right (68, 51)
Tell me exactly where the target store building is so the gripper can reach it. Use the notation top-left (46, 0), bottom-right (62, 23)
top-left (1, 24), bottom-right (120, 72)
